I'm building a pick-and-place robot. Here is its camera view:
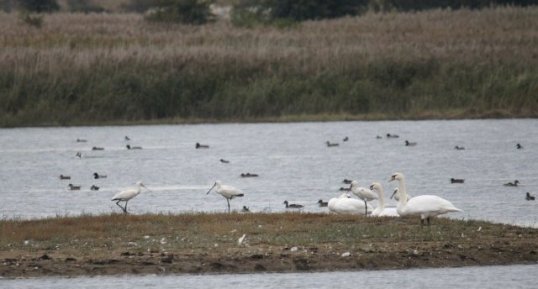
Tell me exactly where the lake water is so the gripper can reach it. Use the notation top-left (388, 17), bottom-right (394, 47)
top-left (1, 264), bottom-right (536, 289)
top-left (0, 120), bottom-right (537, 227)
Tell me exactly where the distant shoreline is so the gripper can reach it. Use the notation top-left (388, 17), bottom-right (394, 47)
top-left (1, 213), bottom-right (536, 278)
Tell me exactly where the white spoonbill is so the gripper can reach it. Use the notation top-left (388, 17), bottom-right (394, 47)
top-left (350, 180), bottom-right (377, 216)
top-left (389, 172), bottom-right (462, 225)
top-left (111, 181), bottom-right (149, 214)
top-left (328, 193), bottom-right (372, 215)
top-left (369, 182), bottom-right (399, 217)
top-left (206, 181), bottom-right (244, 213)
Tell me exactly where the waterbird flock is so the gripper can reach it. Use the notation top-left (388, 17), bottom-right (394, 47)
top-left (54, 132), bottom-right (530, 222)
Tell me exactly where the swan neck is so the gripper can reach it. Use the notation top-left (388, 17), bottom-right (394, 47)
top-left (377, 187), bottom-right (385, 209)
top-left (398, 179), bottom-right (408, 205)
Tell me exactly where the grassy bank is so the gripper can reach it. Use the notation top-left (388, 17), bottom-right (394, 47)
top-left (1, 7), bottom-right (537, 127)
top-left (0, 213), bottom-right (537, 277)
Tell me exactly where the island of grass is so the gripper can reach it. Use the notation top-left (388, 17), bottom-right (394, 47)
top-left (1, 213), bottom-right (536, 277)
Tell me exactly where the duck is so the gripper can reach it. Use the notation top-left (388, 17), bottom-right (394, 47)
top-left (339, 186), bottom-right (351, 191)
top-left (454, 146), bottom-right (465, 150)
top-left (242, 206), bottom-right (251, 212)
top-left (516, 143), bottom-right (523, 149)
top-left (326, 141), bottom-right (339, 147)
top-left (350, 180), bottom-right (377, 216)
top-left (93, 172), bottom-right (107, 179)
top-left (369, 182), bottom-right (399, 217)
top-left (526, 192), bottom-right (535, 201)
top-left (76, 138), bottom-right (87, 143)
top-left (240, 173), bottom-right (259, 178)
top-left (376, 135), bottom-right (383, 139)
top-left (124, 136), bottom-right (130, 141)
top-left (343, 136), bottom-right (349, 142)
top-left (92, 146), bottom-right (104, 151)
top-left (389, 172), bottom-right (462, 225)
top-left (317, 199), bottom-right (328, 207)
top-left (68, 184), bottom-right (81, 190)
top-left (196, 142), bottom-right (209, 149)
top-left (90, 185), bottom-right (100, 191)
top-left (450, 178), bottom-right (464, 184)
top-left (504, 180), bottom-right (520, 187)
top-left (327, 193), bottom-right (372, 215)
top-left (342, 179), bottom-right (353, 184)
top-left (59, 174), bottom-right (71, 180)
top-left (283, 200), bottom-right (303, 209)
top-left (386, 133), bottom-right (399, 138)
top-left (126, 144), bottom-right (142, 150)
top-left (220, 159), bottom-right (230, 164)
top-left (405, 140), bottom-right (417, 146)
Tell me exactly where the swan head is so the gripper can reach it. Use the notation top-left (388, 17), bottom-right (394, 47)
top-left (369, 182), bottom-right (382, 192)
top-left (389, 172), bottom-right (404, 182)
top-left (135, 181), bottom-right (146, 188)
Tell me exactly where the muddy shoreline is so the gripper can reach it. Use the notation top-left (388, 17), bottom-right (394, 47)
top-left (1, 214), bottom-right (537, 278)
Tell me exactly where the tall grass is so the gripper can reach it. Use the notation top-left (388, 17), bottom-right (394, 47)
top-left (1, 7), bottom-right (537, 126)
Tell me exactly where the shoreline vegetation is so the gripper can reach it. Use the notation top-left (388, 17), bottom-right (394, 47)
top-left (1, 6), bottom-right (538, 127)
top-left (0, 213), bottom-right (537, 277)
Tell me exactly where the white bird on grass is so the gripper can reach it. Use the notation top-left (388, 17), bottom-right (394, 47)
top-left (206, 181), bottom-right (245, 213)
top-left (328, 193), bottom-right (372, 215)
top-left (369, 182), bottom-right (399, 217)
top-left (350, 180), bottom-right (377, 216)
top-left (389, 172), bottom-right (462, 225)
top-left (111, 181), bottom-right (150, 214)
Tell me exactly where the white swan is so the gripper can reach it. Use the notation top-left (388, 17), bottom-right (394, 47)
top-left (369, 182), bottom-right (399, 217)
top-left (328, 193), bottom-right (372, 215)
top-left (350, 180), bottom-right (377, 216)
top-left (390, 188), bottom-right (410, 202)
top-left (389, 172), bottom-right (462, 225)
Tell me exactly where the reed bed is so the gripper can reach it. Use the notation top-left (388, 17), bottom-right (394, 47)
top-left (1, 7), bottom-right (537, 126)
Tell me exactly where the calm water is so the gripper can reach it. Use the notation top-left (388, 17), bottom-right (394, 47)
top-left (1, 264), bottom-right (536, 289)
top-left (0, 120), bottom-right (537, 226)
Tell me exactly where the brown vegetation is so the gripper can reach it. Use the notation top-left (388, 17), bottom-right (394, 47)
top-left (0, 7), bottom-right (537, 126)
top-left (1, 213), bottom-right (537, 277)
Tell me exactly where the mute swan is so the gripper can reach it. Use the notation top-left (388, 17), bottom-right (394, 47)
top-left (328, 193), bottom-right (372, 215)
top-left (369, 182), bottom-right (399, 217)
top-left (111, 181), bottom-right (149, 214)
top-left (390, 188), bottom-right (410, 202)
top-left (350, 180), bottom-right (377, 216)
top-left (206, 181), bottom-right (244, 213)
top-left (389, 172), bottom-right (462, 225)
